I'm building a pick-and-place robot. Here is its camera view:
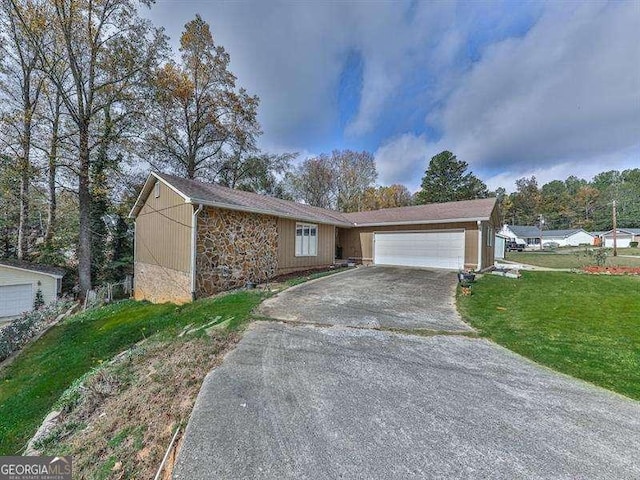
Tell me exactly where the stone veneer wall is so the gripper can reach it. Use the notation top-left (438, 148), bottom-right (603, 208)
top-left (196, 207), bottom-right (278, 297)
top-left (134, 261), bottom-right (192, 304)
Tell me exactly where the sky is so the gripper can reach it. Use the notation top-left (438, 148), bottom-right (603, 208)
top-left (148, 0), bottom-right (640, 192)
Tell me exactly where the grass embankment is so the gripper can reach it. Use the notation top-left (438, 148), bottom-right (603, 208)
top-left (505, 251), bottom-right (640, 269)
top-left (0, 292), bottom-right (263, 457)
top-left (458, 271), bottom-right (640, 400)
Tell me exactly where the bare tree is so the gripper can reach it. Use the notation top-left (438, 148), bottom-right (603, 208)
top-left (331, 150), bottom-right (377, 212)
top-left (288, 150), bottom-right (378, 211)
top-left (288, 155), bottom-right (336, 209)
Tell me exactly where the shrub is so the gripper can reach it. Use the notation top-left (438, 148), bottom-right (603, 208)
top-left (0, 300), bottom-right (74, 362)
top-left (33, 289), bottom-right (45, 310)
top-left (630, 241), bottom-right (638, 248)
top-left (593, 248), bottom-right (608, 267)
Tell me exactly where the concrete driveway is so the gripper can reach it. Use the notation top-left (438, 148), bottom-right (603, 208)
top-left (258, 266), bottom-right (472, 331)
top-left (174, 322), bottom-right (640, 479)
top-left (174, 267), bottom-right (640, 479)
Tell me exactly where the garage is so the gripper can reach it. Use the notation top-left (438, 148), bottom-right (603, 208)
top-left (373, 230), bottom-right (465, 270)
top-left (0, 283), bottom-right (33, 317)
top-left (0, 260), bottom-right (65, 319)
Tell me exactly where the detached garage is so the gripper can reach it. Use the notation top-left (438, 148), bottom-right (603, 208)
top-left (0, 260), bottom-right (65, 318)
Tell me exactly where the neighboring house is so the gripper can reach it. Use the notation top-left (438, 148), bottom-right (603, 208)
top-left (541, 229), bottom-right (594, 247)
top-left (500, 225), bottom-right (541, 246)
top-left (602, 228), bottom-right (640, 248)
top-left (500, 225), bottom-right (594, 247)
top-left (0, 260), bottom-right (65, 318)
top-left (130, 172), bottom-right (499, 304)
top-left (494, 233), bottom-right (510, 260)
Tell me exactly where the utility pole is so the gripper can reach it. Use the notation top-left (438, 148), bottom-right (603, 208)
top-left (539, 214), bottom-right (544, 251)
top-left (612, 200), bottom-right (618, 257)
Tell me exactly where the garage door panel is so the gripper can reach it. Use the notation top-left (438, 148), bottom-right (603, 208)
top-left (374, 231), bottom-right (465, 270)
top-left (0, 284), bottom-right (33, 317)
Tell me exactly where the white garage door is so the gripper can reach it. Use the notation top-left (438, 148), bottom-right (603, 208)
top-left (0, 284), bottom-right (33, 318)
top-left (374, 230), bottom-right (465, 270)
top-left (605, 237), bottom-right (631, 248)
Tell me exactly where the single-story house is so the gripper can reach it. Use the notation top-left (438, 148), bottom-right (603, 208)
top-left (0, 260), bottom-right (65, 318)
top-left (129, 172), bottom-right (500, 304)
top-left (500, 225), bottom-right (541, 246)
top-left (500, 225), bottom-right (595, 247)
top-left (494, 233), bottom-right (510, 260)
top-left (540, 229), bottom-right (594, 247)
top-left (601, 228), bottom-right (640, 248)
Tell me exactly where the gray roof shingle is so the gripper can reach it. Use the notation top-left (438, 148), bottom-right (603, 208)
top-left (156, 172), bottom-right (353, 226)
top-left (0, 259), bottom-right (65, 277)
top-left (342, 198), bottom-right (497, 225)
top-left (134, 173), bottom-right (498, 227)
top-left (508, 225), bottom-right (542, 238)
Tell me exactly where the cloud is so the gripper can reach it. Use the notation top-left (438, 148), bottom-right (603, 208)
top-left (374, 133), bottom-right (431, 191)
top-left (146, 1), bottom-right (640, 191)
top-left (432, 1), bottom-right (640, 176)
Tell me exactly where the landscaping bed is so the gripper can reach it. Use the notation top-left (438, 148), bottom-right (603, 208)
top-left (583, 266), bottom-right (640, 275)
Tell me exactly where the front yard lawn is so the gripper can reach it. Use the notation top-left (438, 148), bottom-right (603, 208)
top-left (458, 271), bottom-right (640, 400)
top-left (505, 251), bottom-right (640, 269)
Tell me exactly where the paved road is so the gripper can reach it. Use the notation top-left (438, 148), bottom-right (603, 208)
top-left (258, 266), bottom-right (472, 331)
top-left (174, 267), bottom-right (640, 479)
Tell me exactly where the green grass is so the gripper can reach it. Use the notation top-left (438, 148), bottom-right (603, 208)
top-left (505, 251), bottom-right (640, 268)
top-left (0, 292), bottom-right (263, 455)
top-left (615, 247), bottom-right (640, 256)
top-left (458, 271), bottom-right (640, 399)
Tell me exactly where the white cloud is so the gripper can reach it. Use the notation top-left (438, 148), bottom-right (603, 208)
top-left (433, 1), bottom-right (640, 174)
top-left (147, 1), bottom-right (640, 189)
top-left (374, 133), bottom-right (432, 191)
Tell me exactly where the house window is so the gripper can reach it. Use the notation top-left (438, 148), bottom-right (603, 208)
top-left (487, 226), bottom-right (493, 247)
top-left (154, 181), bottom-right (160, 198)
top-left (295, 223), bottom-right (318, 256)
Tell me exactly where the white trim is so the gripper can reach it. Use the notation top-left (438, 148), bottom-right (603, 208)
top-left (477, 220), bottom-right (483, 270)
top-left (129, 172), bottom-right (191, 219)
top-left (353, 217), bottom-right (490, 228)
top-left (191, 204), bottom-right (203, 300)
top-left (0, 263), bottom-right (64, 279)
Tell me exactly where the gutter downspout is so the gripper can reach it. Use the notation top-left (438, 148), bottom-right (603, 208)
top-left (477, 220), bottom-right (483, 271)
top-left (191, 204), bottom-right (203, 301)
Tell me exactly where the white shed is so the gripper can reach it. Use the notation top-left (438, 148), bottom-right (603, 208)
top-left (494, 233), bottom-right (509, 260)
top-left (0, 260), bottom-right (65, 318)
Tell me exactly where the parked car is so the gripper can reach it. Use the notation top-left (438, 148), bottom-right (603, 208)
top-left (505, 241), bottom-right (526, 252)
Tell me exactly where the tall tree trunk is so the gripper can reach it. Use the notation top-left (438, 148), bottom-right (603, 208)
top-left (77, 122), bottom-right (92, 299)
top-left (45, 96), bottom-right (61, 245)
top-left (44, 96), bottom-right (60, 246)
top-left (17, 117), bottom-right (31, 259)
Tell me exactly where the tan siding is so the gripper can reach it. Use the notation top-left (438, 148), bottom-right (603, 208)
top-left (277, 218), bottom-right (335, 273)
top-left (338, 222), bottom-right (480, 268)
top-left (134, 181), bottom-right (193, 273)
top-left (482, 203), bottom-right (502, 268)
top-left (0, 266), bottom-right (58, 308)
